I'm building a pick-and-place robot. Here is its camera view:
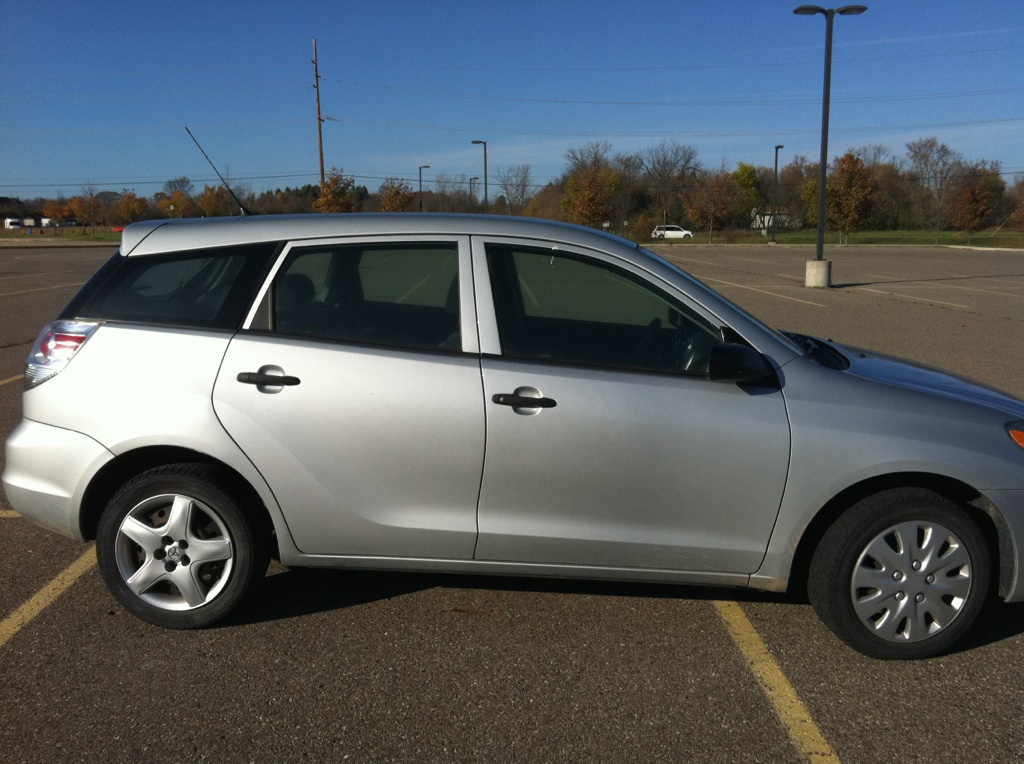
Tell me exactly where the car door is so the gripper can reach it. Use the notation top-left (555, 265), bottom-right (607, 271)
top-left (473, 240), bottom-right (791, 574)
top-left (213, 236), bottom-right (485, 559)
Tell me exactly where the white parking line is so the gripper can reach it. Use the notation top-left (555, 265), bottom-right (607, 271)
top-left (700, 277), bottom-right (826, 307)
top-left (0, 271), bottom-right (76, 283)
top-left (855, 287), bottom-right (968, 309)
top-left (0, 282), bottom-right (85, 298)
top-left (865, 275), bottom-right (1023, 299)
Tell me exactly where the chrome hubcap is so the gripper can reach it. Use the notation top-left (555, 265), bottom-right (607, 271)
top-left (850, 519), bottom-right (972, 643)
top-left (114, 494), bottom-right (233, 611)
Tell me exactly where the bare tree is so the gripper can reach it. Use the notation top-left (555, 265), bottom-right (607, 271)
top-left (610, 152), bottom-right (646, 234)
top-left (642, 140), bottom-right (699, 224)
top-left (682, 165), bottom-right (742, 244)
top-left (163, 176), bottom-right (195, 197)
top-left (851, 144), bottom-right (896, 167)
top-left (495, 164), bottom-right (533, 214)
top-left (79, 184), bottom-right (102, 233)
top-left (565, 141), bottom-right (613, 177)
top-left (432, 174), bottom-right (478, 212)
top-left (906, 138), bottom-right (962, 242)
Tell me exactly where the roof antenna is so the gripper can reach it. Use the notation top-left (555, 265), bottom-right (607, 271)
top-left (185, 126), bottom-right (253, 216)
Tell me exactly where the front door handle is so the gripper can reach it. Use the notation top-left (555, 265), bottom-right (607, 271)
top-left (492, 393), bottom-right (556, 409)
top-left (237, 372), bottom-right (301, 386)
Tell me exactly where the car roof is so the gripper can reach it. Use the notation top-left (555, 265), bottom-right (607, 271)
top-left (121, 213), bottom-right (641, 257)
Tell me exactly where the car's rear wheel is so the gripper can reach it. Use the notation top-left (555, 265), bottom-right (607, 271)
top-left (808, 488), bottom-right (992, 659)
top-left (96, 464), bottom-right (269, 628)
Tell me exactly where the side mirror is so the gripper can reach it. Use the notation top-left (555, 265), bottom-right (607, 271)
top-left (707, 343), bottom-right (776, 384)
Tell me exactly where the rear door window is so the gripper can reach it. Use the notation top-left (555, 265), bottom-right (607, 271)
top-left (271, 242), bottom-right (462, 350)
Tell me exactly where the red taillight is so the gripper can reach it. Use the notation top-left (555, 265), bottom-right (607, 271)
top-left (42, 330), bottom-right (90, 361)
top-left (25, 321), bottom-right (100, 388)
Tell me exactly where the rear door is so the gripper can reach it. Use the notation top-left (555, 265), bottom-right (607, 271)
top-left (213, 236), bottom-right (485, 558)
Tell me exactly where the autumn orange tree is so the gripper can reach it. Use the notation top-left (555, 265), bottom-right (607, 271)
top-left (42, 199), bottom-right (74, 223)
top-left (826, 152), bottom-right (875, 244)
top-left (1010, 178), bottom-right (1024, 235)
top-left (117, 191), bottom-right (149, 223)
top-left (682, 166), bottom-right (742, 243)
top-left (376, 178), bottom-right (415, 212)
top-left (562, 165), bottom-right (618, 227)
top-left (197, 185), bottom-right (235, 217)
top-left (153, 189), bottom-right (194, 218)
top-left (313, 168), bottom-right (358, 213)
top-left (947, 186), bottom-right (990, 244)
top-left (561, 142), bottom-right (618, 228)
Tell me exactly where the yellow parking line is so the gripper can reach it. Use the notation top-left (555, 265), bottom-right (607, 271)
top-left (0, 510), bottom-right (21, 518)
top-left (1, 374), bottom-right (22, 386)
top-left (714, 601), bottom-right (840, 763)
top-left (0, 547), bottom-right (96, 650)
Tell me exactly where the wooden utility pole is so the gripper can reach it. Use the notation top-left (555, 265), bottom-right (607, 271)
top-left (313, 38), bottom-right (325, 191)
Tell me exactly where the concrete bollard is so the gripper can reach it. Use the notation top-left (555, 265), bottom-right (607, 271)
top-left (805, 259), bottom-right (832, 289)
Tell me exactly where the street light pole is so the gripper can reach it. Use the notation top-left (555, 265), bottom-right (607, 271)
top-left (794, 4), bottom-right (867, 287)
top-left (472, 140), bottom-right (488, 211)
top-left (771, 144), bottom-right (784, 244)
top-left (418, 165), bottom-right (430, 212)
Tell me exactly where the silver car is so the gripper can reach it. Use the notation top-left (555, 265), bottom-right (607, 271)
top-left (4, 214), bottom-right (1024, 659)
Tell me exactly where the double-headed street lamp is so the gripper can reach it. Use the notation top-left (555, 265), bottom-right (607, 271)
top-left (418, 165), bottom-right (430, 212)
top-left (794, 4), bottom-right (867, 287)
top-left (471, 140), bottom-right (488, 211)
top-left (771, 144), bottom-right (784, 244)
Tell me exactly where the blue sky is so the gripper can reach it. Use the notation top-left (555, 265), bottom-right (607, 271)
top-left (2, 1), bottom-right (1021, 201)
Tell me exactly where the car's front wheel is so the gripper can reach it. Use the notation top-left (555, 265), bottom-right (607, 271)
top-left (96, 464), bottom-right (269, 628)
top-left (808, 488), bottom-right (992, 659)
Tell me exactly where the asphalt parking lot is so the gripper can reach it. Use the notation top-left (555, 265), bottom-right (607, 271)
top-left (1, 241), bottom-right (1023, 763)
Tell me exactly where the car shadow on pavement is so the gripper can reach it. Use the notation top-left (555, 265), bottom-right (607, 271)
top-left (832, 271), bottom-right (1024, 290)
top-left (225, 567), bottom-right (435, 625)
top-left (952, 600), bottom-right (1024, 655)
top-left (226, 565), bottom-right (803, 628)
top-left (227, 566), bottom-right (1024, 656)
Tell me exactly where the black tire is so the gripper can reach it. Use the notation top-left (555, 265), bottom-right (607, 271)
top-left (808, 488), bottom-right (992, 659)
top-left (96, 463), bottom-right (270, 628)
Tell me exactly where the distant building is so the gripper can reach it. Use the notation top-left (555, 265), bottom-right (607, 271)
top-left (751, 209), bottom-right (799, 233)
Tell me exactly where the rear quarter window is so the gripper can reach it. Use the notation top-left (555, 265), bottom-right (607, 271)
top-left (65, 242), bottom-right (279, 330)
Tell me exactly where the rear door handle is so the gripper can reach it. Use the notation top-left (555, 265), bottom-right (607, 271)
top-left (237, 372), bottom-right (301, 386)
top-left (492, 393), bottom-right (556, 409)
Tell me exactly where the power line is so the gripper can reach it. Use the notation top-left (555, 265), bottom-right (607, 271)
top-left (325, 80), bottom-right (1023, 109)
